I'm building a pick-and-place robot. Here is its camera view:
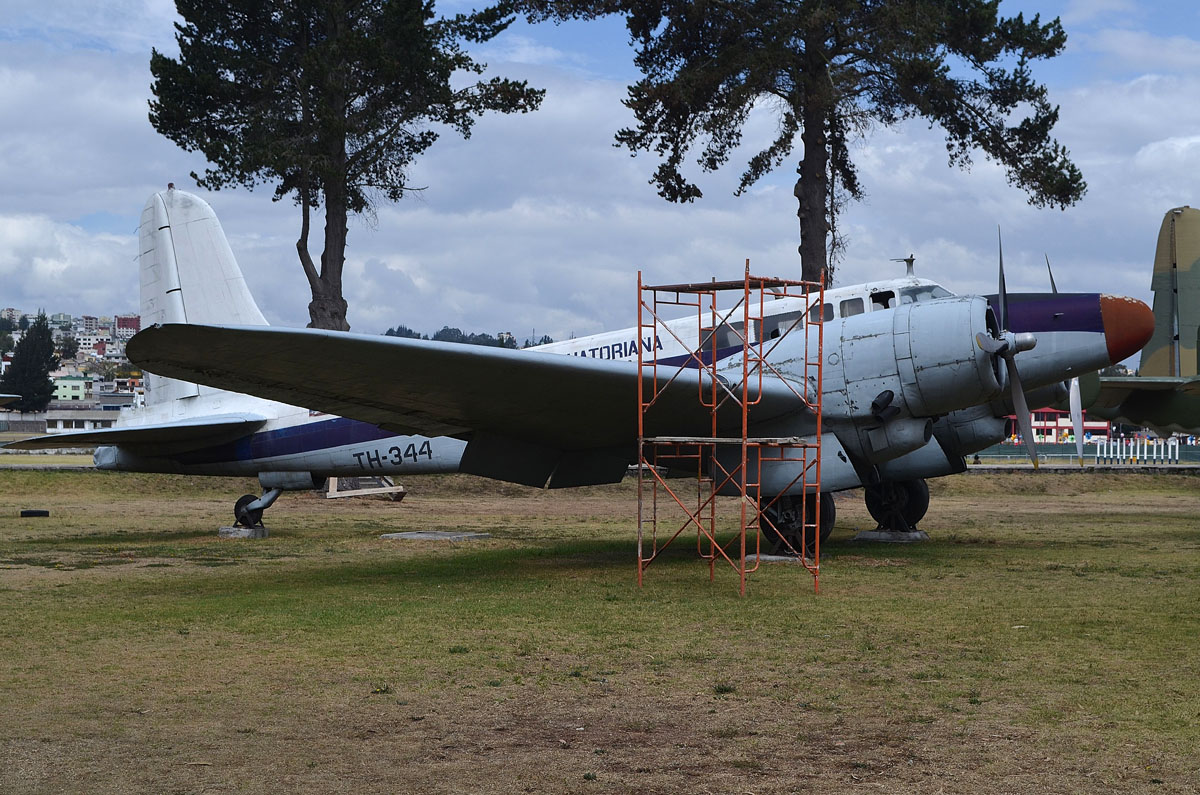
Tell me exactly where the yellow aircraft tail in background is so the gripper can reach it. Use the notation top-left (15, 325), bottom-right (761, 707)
top-left (1141, 206), bottom-right (1200, 377)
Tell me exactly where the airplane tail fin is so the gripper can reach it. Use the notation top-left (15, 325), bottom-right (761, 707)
top-left (139, 188), bottom-right (269, 406)
top-left (1142, 206), bottom-right (1200, 377)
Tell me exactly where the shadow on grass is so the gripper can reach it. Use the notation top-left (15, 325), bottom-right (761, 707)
top-left (14, 528), bottom-right (228, 547)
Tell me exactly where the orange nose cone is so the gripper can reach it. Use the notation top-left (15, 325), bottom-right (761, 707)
top-left (1100, 295), bottom-right (1154, 364)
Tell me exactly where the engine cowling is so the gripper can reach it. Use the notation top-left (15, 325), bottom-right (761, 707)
top-left (825, 296), bottom-right (1004, 464)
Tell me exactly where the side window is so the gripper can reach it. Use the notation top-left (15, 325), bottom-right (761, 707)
top-left (870, 291), bottom-right (895, 311)
top-left (808, 302), bottom-right (833, 323)
top-left (840, 297), bottom-right (864, 317)
top-left (700, 322), bottom-right (743, 350)
top-left (763, 310), bottom-right (804, 340)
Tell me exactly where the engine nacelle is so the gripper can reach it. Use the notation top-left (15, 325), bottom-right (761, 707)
top-left (932, 404), bottom-right (1008, 458)
top-left (853, 417), bottom-right (933, 464)
top-left (258, 471), bottom-right (326, 491)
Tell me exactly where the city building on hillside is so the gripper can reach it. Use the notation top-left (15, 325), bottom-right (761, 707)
top-left (50, 312), bottom-right (72, 327)
top-left (53, 375), bottom-right (91, 402)
top-left (44, 407), bottom-right (115, 433)
top-left (113, 314), bottom-right (141, 340)
top-left (1, 308), bottom-right (19, 324)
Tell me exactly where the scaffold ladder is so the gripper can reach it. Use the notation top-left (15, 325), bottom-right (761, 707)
top-left (636, 261), bottom-right (824, 595)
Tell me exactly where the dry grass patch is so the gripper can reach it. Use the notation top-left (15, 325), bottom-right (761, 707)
top-left (1, 469), bottom-right (1198, 793)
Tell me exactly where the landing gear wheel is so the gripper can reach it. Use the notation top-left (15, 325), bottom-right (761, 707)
top-left (234, 494), bottom-right (264, 528)
top-left (864, 479), bottom-right (929, 532)
top-left (761, 494), bottom-right (835, 556)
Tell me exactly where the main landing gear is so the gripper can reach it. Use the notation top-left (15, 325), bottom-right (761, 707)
top-left (233, 488), bottom-right (282, 528)
top-left (863, 478), bottom-right (929, 534)
top-left (761, 493), bottom-right (836, 556)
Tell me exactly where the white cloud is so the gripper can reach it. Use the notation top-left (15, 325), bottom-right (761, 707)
top-left (0, 213), bottom-right (137, 315)
top-left (1082, 28), bottom-right (1200, 72)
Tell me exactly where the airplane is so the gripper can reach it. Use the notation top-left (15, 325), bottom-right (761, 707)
top-left (7, 188), bottom-right (1155, 551)
top-left (1087, 206), bottom-right (1200, 433)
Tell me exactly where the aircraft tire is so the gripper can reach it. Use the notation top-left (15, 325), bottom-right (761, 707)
top-left (864, 479), bottom-right (929, 531)
top-left (234, 494), bottom-right (264, 528)
top-left (761, 494), bottom-right (834, 555)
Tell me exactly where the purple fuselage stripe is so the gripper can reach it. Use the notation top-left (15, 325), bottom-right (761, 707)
top-left (986, 293), bottom-right (1104, 334)
top-left (175, 417), bottom-right (398, 465)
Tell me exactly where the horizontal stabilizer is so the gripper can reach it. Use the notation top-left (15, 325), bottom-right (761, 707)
top-left (3, 414), bottom-right (268, 453)
top-left (128, 324), bottom-right (811, 452)
top-left (0, 393), bottom-right (18, 407)
top-left (1093, 375), bottom-right (1200, 408)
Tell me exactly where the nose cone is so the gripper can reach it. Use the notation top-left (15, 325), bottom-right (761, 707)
top-left (1100, 295), bottom-right (1154, 364)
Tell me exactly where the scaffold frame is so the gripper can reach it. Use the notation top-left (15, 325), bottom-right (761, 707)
top-left (636, 261), bottom-right (825, 595)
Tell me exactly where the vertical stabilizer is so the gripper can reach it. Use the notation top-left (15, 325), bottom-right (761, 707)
top-left (139, 188), bottom-right (269, 406)
top-left (1141, 206), bottom-right (1200, 377)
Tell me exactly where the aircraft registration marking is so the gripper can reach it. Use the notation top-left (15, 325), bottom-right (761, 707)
top-left (353, 440), bottom-right (434, 469)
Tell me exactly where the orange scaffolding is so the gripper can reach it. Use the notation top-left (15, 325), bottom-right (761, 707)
top-left (636, 262), bottom-right (825, 595)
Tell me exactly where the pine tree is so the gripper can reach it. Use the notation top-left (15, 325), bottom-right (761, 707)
top-left (150, 0), bottom-right (544, 330)
top-left (521, 0), bottom-right (1085, 283)
top-left (0, 312), bottom-right (58, 413)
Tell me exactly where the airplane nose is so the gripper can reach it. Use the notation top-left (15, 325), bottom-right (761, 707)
top-left (1099, 295), bottom-right (1154, 364)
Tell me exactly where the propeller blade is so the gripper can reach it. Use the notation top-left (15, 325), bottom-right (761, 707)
top-left (1069, 377), bottom-right (1084, 466)
top-left (1045, 254), bottom-right (1058, 294)
top-left (975, 331), bottom-right (1008, 355)
top-left (997, 227), bottom-right (1009, 332)
top-left (1005, 355), bottom-right (1038, 469)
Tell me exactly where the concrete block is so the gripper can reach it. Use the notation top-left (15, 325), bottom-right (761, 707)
top-left (218, 526), bottom-right (269, 539)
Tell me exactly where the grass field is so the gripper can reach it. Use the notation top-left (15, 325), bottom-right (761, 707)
top-left (1, 469), bottom-right (1198, 793)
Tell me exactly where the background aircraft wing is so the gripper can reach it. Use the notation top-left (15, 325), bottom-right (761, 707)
top-left (128, 324), bottom-right (814, 486)
top-left (1092, 375), bottom-right (1200, 409)
top-left (3, 414), bottom-right (268, 453)
top-left (0, 393), bottom-right (18, 407)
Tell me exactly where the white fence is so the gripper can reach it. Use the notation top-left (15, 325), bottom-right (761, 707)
top-left (1094, 437), bottom-right (1180, 465)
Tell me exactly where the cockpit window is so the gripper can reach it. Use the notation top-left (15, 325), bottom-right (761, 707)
top-left (899, 285), bottom-right (953, 303)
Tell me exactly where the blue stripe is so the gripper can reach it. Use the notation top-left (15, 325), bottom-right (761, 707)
top-left (659, 343), bottom-right (745, 368)
top-left (986, 293), bottom-right (1104, 334)
top-left (176, 417), bottom-right (398, 465)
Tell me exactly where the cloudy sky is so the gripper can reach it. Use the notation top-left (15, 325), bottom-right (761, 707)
top-left (1, 0), bottom-right (1198, 342)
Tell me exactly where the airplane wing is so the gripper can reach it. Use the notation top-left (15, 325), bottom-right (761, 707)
top-left (0, 393), bottom-right (18, 407)
top-left (1091, 375), bottom-right (1200, 409)
top-left (3, 414), bottom-right (268, 454)
top-left (127, 324), bottom-right (814, 487)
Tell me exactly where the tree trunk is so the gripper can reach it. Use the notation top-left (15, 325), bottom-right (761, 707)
top-left (795, 52), bottom-right (832, 286)
top-left (309, 178), bottom-right (350, 331)
top-left (307, 33), bottom-right (351, 333)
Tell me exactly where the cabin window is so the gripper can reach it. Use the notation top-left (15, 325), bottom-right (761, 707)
top-left (763, 310), bottom-right (804, 340)
top-left (839, 297), bottom-right (864, 317)
top-left (870, 291), bottom-right (895, 311)
top-left (699, 322), bottom-right (742, 351)
top-left (808, 302), bottom-right (833, 323)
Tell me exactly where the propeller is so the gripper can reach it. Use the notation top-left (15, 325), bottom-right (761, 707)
top-left (977, 228), bottom-right (1040, 468)
top-left (1046, 254), bottom-right (1085, 465)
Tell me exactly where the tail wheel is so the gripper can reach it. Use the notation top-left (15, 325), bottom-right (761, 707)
top-left (761, 493), bottom-right (835, 555)
top-left (234, 494), bottom-right (264, 528)
top-left (864, 479), bottom-right (929, 532)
